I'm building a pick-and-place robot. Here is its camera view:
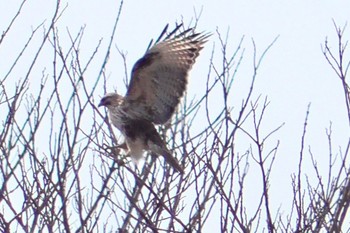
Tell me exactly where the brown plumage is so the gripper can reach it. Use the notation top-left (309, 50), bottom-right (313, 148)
top-left (99, 24), bottom-right (209, 173)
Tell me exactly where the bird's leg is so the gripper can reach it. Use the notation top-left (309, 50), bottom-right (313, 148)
top-left (115, 141), bottom-right (128, 150)
top-left (103, 142), bottom-right (128, 154)
top-left (103, 142), bottom-right (130, 166)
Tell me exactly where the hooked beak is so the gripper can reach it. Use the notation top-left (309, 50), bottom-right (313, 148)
top-left (98, 97), bottom-right (107, 107)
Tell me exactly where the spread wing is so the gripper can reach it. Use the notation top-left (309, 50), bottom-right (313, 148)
top-left (125, 25), bottom-right (210, 124)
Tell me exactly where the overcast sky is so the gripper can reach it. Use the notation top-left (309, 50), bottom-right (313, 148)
top-left (2, 0), bottom-right (350, 231)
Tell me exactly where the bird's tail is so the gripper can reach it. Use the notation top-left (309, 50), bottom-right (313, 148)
top-left (146, 124), bottom-right (184, 174)
top-left (161, 148), bottom-right (184, 174)
top-left (149, 142), bottom-right (184, 174)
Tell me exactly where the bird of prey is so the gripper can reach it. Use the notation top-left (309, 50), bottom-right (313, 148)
top-left (99, 24), bottom-right (209, 173)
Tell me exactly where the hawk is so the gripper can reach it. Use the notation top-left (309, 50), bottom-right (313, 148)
top-left (99, 24), bottom-right (209, 173)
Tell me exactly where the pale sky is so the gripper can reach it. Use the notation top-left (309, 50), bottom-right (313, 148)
top-left (1, 0), bottom-right (350, 231)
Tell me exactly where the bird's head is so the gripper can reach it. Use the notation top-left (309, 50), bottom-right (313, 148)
top-left (98, 93), bottom-right (124, 108)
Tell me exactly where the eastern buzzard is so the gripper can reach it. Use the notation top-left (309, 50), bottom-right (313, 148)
top-left (99, 24), bottom-right (209, 173)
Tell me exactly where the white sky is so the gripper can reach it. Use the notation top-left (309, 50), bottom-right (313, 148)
top-left (2, 0), bottom-right (350, 231)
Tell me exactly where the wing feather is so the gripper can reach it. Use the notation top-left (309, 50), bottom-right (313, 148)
top-left (125, 25), bottom-right (210, 124)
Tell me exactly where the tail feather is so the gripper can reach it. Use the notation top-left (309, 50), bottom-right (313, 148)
top-left (148, 142), bottom-right (184, 174)
top-left (145, 122), bottom-right (184, 173)
top-left (161, 148), bottom-right (184, 174)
